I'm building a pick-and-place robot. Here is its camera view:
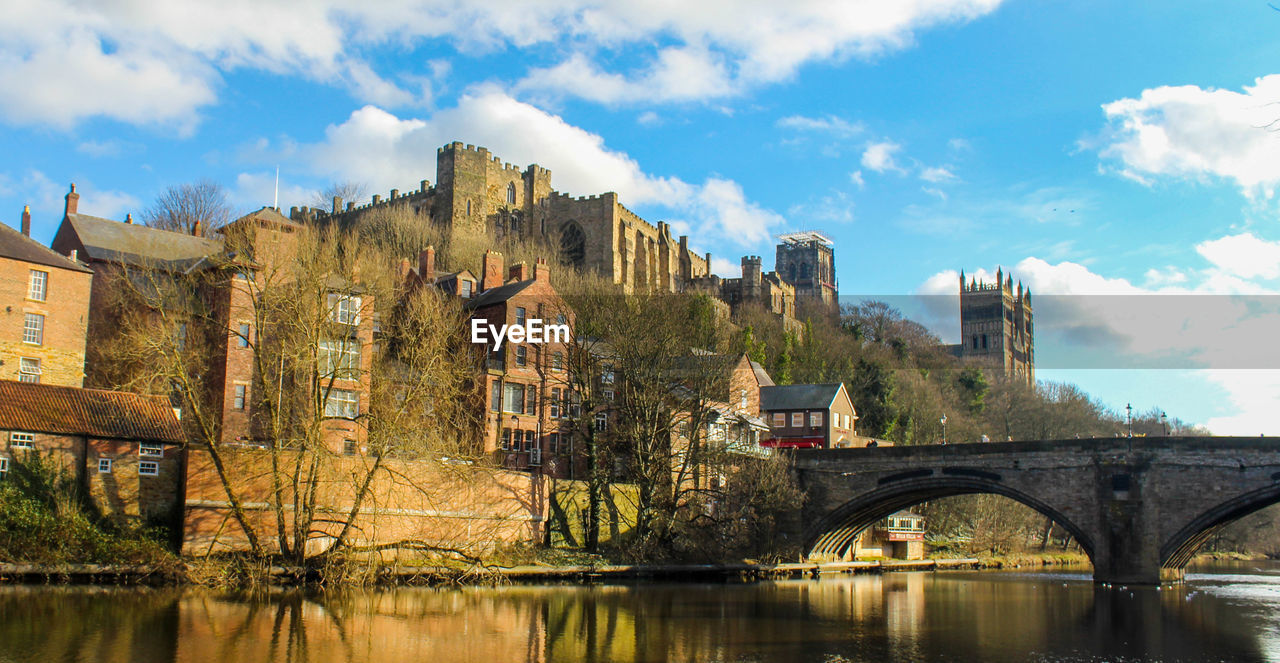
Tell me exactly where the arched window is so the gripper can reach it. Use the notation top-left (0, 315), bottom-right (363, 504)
top-left (799, 263), bottom-right (810, 280)
top-left (560, 221), bottom-right (586, 267)
top-left (507, 182), bottom-right (517, 205)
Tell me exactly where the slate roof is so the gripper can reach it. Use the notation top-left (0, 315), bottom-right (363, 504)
top-left (750, 360), bottom-right (775, 387)
top-left (760, 383), bottom-right (846, 411)
top-left (464, 278), bottom-right (535, 310)
top-left (62, 213), bottom-right (222, 270)
top-left (0, 221), bottom-right (91, 273)
top-left (0, 380), bottom-right (185, 444)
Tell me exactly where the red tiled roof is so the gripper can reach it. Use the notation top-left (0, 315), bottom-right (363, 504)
top-left (0, 380), bottom-right (185, 444)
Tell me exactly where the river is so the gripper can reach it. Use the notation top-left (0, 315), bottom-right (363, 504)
top-left (3, 561), bottom-right (1280, 662)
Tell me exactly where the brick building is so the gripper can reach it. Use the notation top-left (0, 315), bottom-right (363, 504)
top-left (0, 379), bottom-right (186, 530)
top-left (759, 382), bottom-right (859, 449)
top-left (0, 203), bottom-right (93, 386)
top-left (462, 251), bottom-right (574, 474)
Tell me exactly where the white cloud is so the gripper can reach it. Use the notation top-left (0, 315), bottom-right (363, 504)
top-left (290, 91), bottom-right (783, 249)
top-left (0, 0), bottom-right (1004, 130)
top-left (919, 165), bottom-right (956, 183)
top-left (711, 257), bottom-right (740, 278)
top-left (1195, 233), bottom-right (1280, 280)
top-left (788, 190), bottom-right (855, 224)
top-left (1203, 370), bottom-right (1280, 435)
top-left (776, 114), bottom-right (864, 138)
top-left (1095, 75), bottom-right (1280, 198)
top-left (861, 141), bottom-right (904, 173)
top-left (849, 170), bottom-right (865, 189)
top-left (637, 111), bottom-right (661, 127)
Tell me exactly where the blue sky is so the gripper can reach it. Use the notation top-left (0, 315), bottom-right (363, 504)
top-left (3, 0), bottom-right (1280, 433)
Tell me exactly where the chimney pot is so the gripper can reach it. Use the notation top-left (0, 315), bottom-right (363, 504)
top-left (125, 213), bottom-right (133, 224)
top-left (20, 205), bottom-right (30, 237)
top-left (481, 251), bottom-right (504, 292)
top-left (64, 183), bottom-right (79, 217)
top-left (418, 245), bottom-right (435, 282)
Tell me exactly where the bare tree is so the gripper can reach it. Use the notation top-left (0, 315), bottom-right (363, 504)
top-left (311, 181), bottom-right (369, 213)
top-left (141, 179), bottom-right (234, 236)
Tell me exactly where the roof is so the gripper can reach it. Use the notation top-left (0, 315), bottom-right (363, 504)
top-left (760, 383), bottom-right (846, 411)
top-left (0, 221), bottom-right (91, 273)
top-left (0, 380), bottom-right (185, 443)
top-left (465, 278), bottom-right (535, 310)
top-left (62, 213), bottom-right (222, 270)
top-left (750, 360), bottom-right (775, 387)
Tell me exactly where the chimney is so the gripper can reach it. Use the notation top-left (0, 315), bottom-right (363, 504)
top-left (481, 250), bottom-right (504, 291)
top-left (20, 205), bottom-right (30, 237)
top-left (332, 196), bottom-right (342, 214)
top-left (64, 183), bottom-right (79, 217)
top-left (69, 249), bottom-right (77, 262)
top-left (534, 257), bottom-right (550, 283)
top-left (125, 213), bottom-right (133, 224)
top-left (398, 258), bottom-right (411, 282)
top-left (418, 245), bottom-right (435, 281)
top-left (508, 261), bottom-right (529, 282)
top-left (192, 219), bottom-right (203, 237)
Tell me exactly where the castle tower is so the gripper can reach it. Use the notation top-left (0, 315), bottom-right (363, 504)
top-left (741, 255), bottom-right (762, 300)
top-left (959, 268), bottom-right (1034, 382)
top-left (776, 231), bottom-right (837, 312)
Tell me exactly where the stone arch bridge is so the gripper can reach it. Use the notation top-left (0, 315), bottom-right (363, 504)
top-left (791, 437), bottom-right (1280, 585)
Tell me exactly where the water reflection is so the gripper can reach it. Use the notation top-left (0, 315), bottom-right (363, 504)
top-left (2, 566), bottom-right (1279, 662)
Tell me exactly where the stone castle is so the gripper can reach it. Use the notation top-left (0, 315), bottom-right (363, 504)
top-left (287, 141), bottom-right (839, 321)
top-left (958, 267), bottom-right (1034, 381)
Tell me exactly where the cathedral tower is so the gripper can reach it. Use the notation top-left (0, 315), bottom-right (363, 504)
top-left (959, 267), bottom-right (1034, 382)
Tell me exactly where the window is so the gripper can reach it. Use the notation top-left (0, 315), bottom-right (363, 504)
top-left (971, 335), bottom-right (979, 350)
top-left (139, 461), bottom-right (159, 476)
top-left (18, 357), bottom-right (40, 383)
top-left (139, 442), bottom-right (163, 458)
top-left (550, 388), bottom-right (562, 419)
top-left (524, 430), bottom-right (536, 452)
top-left (981, 334), bottom-right (988, 349)
top-left (10, 432), bottom-right (34, 449)
top-left (98, 458), bottom-right (112, 474)
top-left (516, 345), bottom-right (528, 366)
top-left (601, 365), bottom-right (615, 385)
top-left (569, 392), bottom-right (582, 418)
top-left (843, 414), bottom-right (851, 429)
top-left (328, 293), bottom-right (361, 325)
top-left (552, 352), bottom-right (564, 371)
top-left (791, 412), bottom-right (803, 428)
top-left (502, 429), bottom-right (514, 451)
top-left (28, 270), bottom-right (47, 301)
top-left (549, 432), bottom-right (561, 454)
top-left (526, 388), bottom-right (537, 416)
top-left (772, 413), bottom-right (785, 428)
top-left (503, 383), bottom-right (526, 414)
top-left (233, 385), bottom-right (247, 410)
top-left (506, 182), bottom-right (517, 205)
top-left (324, 389), bottom-right (359, 418)
top-left (594, 412), bottom-right (608, 431)
top-left (556, 313), bottom-right (567, 327)
top-left (0, 457), bottom-right (7, 475)
top-left (23, 313), bottom-right (43, 345)
top-left (491, 380), bottom-right (502, 412)
top-left (810, 412), bottom-right (823, 427)
top-left (459, 279), bottom-right (472, 298)
top-left (319, 339), bottom-right (362, 380)
top-left (344, 439), bottom-right (357, 456)
top-left (603, 389), bottom-right (615, 402)
top-left (515, 307), bottom-right (527, 326)
top-left (238, 323), bottom-right (251, 347)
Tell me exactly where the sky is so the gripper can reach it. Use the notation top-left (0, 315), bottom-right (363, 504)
top-left (2, 0), bottom-right (1280, 434)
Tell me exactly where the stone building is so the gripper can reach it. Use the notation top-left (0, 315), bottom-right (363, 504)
top-left (775, 231), bottom-right (838, 312)
top-left (0, 379), bottom-right (186, 530)
top-left (0, 202), bottom-right (93, 386)
top-left (959, 267), bottom-right (1034, 382)
top-left (291, 141), bottom-right (714, 295)
top-left (693, 255), bottom-right (799, 328)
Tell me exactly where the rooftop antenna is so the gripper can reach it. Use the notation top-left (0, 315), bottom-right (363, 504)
top-left (273, 166), bottom-right (280, 210)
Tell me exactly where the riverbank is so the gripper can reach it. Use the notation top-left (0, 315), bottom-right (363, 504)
top-left (0, 553), bottom-right (1098, 586)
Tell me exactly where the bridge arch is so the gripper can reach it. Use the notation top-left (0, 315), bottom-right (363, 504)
top-left (1161, 482), bottom-right (1280, 571)
top-left (804, 477), bottom-right (1096, 562)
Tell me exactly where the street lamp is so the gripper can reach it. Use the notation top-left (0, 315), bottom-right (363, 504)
top-left (940, 414), bottom-right (948, 445)
top-left (1125, 403), bottom-right (1133, 439)
top-left (1160, 411), bottom-right (1168, 436)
